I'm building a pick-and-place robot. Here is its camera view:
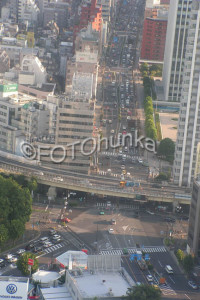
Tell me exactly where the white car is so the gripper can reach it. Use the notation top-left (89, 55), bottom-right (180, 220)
top-left (52, 235), bottom-right (61, 240)
top-left (5, 254), bottom-right (13, 260)
top-left (43, 242), bottom-right (53, 248)
top-left (138, 158), bottom-right (143, 164)
top-left (111, 129), bottom-right (115, 134)
top-left (146, 275), bottom-right (153, 282)
top-left (121, 165), bottom-right (125, 170)
top-left (9, 256), bottom-right (18, 263)
top-left (108, 228), bottom-right (114, 234)
top-left (16, 249), bottom-right (26, 255)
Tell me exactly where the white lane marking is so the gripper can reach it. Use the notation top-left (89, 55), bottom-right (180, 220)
top-left (158, 260), bottom-right (163, 267)
top-left (169, 275), bottom-right (175, 284)
top-left (184, 294), bottom-right (191, 300)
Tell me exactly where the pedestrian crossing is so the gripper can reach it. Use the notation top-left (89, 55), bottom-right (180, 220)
top-left (43, 243), bottom-right (65, 254)
top-left (96, 202), bottom-right (139, 209)
top-left (159, 283), bottom-right (176, 296)
top-left (100, 246), bottom-right (166, 255)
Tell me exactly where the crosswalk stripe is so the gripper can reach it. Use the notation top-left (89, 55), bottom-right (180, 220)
top-left (100, 246), bottom-right (166, 255)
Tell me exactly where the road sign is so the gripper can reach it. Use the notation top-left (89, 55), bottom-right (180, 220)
top-left (28, 258), bottom-right (34, 266)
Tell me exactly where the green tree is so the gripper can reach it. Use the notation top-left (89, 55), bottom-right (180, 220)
top-left (0, 224), bottom-right (9, 247)
top-left (183, 255), bottom-right (194, 274)
top-left (141, 63), bottom-right (149, 74)
top-left (28, 177), bottom-right (38, 194)
top-left (176, 249), bottom-right (185, 263)
top-left (8, 219), bottom-right (25, 241)
top-left (126, 285), bottom-right (161, 300)
top-left (0, 175), bottom-right (32, 245)
top-left (157, 138), bottom-right (175, 162)
top-left (17, 252), bottom-right (39, 275)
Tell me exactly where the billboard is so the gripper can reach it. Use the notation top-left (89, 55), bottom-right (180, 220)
top-left (0, 84), bottom-right (18, 93)
top-left (0, 279), bottom-right (29, 300)
top-left (27, 32), bottom-right (35, 48)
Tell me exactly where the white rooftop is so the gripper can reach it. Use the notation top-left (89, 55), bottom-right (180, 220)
top-left (41, 286), bottom-right (73, 300)
top-left (56, 251), bottom-right (88, 269)
top-left (32, 270), bottom-right (60, 284)
top-left (71, 271), bottom-right (130, 298)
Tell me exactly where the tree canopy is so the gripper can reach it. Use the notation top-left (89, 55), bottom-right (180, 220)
top-left (126, 285), bottom-right (162, 300)
top-left (157, 138), bottom-right (175, 162)
top-left (0, 175), bottom-right (32, 245)
top-left (17, 252), bottom-right (39, 275)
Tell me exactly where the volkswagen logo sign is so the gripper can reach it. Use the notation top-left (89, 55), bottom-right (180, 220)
top-left (6, 284), bottom-right (17, 294)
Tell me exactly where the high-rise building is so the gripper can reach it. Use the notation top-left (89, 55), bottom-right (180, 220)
top-left (140, 15), bottom-right (168, 62)
top-left (173, 0), bottom-right (200, 186)
top-left (187, 180), bottom-right (200, 256)
top-left (162, 0), bottom-right (192, 102)
top-left (18, 0), bottom-right (40, 25)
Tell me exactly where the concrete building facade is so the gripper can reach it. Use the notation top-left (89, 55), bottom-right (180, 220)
top-left (162, 0), bottom-right (192, 102)
top-left (187, 180), bottom-right (200, 256)
top-left (173, 0), bottom-right (200, 186)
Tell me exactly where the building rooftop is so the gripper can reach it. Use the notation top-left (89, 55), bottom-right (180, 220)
top-left (32, 271), bottom-right (60, 284)
top-left (69, 270), bottom-right (130, 298)
top-left (40, 286), bottom-right (72, 300)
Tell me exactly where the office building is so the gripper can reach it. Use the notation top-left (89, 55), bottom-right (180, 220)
top-left (140, 14), bottom-right (168, 62)
top-left (0, 50), bottom-right (10, 73)
top-left (19, 55), bottom-right (47, 86)
top-left (162, 0), bottom-right (192, 102)
top-left (18, 0), bottom-right (39, 25)
top-left (43, 1), bottom-right (69, 30)
top-left (187, 180), bottom-right (200, 256)
top-left (173, 0), bottom-right (200, 186)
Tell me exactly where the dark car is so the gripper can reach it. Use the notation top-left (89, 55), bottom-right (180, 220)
top-left (33, 246), bottom-right (43, 253)
top-left (164, 217), bottom-right (176, 223)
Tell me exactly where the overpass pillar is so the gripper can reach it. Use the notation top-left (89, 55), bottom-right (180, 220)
top-left (47, 186), bottom-right (57, 201)
top-left (172, 200), bottom-right (179, 213)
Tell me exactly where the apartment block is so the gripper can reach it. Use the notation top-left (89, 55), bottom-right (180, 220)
top-left (173, 0), bottom-right (200, 186)
top-left (187, 180), bottom-right (200, 256)
top-left (162, 0), bottom-right (192, 102)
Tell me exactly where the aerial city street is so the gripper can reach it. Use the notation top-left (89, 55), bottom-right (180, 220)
top-left (0, 0), bottom-right (200, 300)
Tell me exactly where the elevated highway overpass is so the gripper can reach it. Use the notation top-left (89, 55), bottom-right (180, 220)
top-left (0, 155), bottom-right (192, 206)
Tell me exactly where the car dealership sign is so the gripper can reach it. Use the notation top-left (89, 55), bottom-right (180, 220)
top-left (0, 279), bottom-right (29, 300)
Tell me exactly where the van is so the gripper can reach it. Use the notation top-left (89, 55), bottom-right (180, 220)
top-left (165, 265), bottom-right (173, 274)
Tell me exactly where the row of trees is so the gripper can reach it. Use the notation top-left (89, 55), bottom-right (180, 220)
top-left (144, 96), bottom-right (157, 140)
top-left (176, 249), bottom-right (194, 274)
top-left (0, 174), bottom-right (35, 248)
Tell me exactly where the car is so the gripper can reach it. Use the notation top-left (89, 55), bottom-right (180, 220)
top-left (99, 211), bottom-right (105, 215)
top-left (164, 217), bottom-right (176, 223)
top-left (111, 219), bottom-right (116, 225)
top-left (124, 147), bottom-right (128, 152)
top-left (0, 259), bottom-right (6, 268)
top-left (108, 228), bottom-right (114, 234)
top-left (111, 129), bottom-right (115, 134)
top-left (16, 249), bottom-right (26, 255)
top-left (5, 254), bottom-right (13, 261)
top-left (188, 281), bottom-right (198, 289)
top-left (34, 246), bottom-right (43, 253)
top-left (52, 234), bottom-right (61, 240)
top-left (49, 229), bottom-right (57, 235)
top-left (107, 169), bottom-right (112, 173)
top-left (54, 238), bottom-right (63, 244)
top-left (9, 256), bottom-right (18, 263)
top-left (121, 165), bottom-right (125, 170)
top-left (146, 275), bottom-right (153, 282)
top-left (56, 176), bottom-right (63, 181)
top-left (136, 282), bottom-right (142, 286)
top-left (43, 242), bottom-right (53, 248)
top-left (40, 237), bottom-right (49, 243)
top-left (61, 217), bottom-right (71, 223)
top-left (138, 158), bottom-right (143, 164)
